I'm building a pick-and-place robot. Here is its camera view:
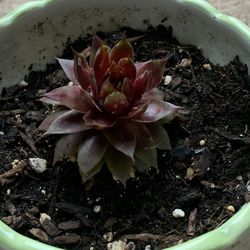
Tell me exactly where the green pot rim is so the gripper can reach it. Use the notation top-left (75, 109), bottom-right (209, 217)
top-left (0, 1), bottom-right (250, 250)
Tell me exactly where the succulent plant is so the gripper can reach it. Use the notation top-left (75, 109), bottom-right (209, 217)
top-left (39, 35), bottom-right (183, 184)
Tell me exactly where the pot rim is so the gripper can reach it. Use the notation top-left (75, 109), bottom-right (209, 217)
top-left (0, 1), bottom-right (250, 250)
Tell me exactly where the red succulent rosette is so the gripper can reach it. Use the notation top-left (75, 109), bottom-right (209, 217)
top-left (39, 35), bottom-right (183, 184)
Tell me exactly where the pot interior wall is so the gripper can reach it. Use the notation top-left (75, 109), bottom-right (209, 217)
top-left (0, 0), bottom-right (250, 89)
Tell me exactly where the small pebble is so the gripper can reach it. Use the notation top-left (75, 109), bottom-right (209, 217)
top-left (58, 220), bottom-right (81, 231)
top-left (68, 81), bottom-right (74, 86)
top-left (39, 213), bottom-right (60, 237)
top-left (20, 80), bottom-right (28, 86)
top-left (203, 63), bottom-right (212, 70)
top-left (40, 213), bottom-right (51, 224)
top-left (194, 147), bottom-right (205, 154)
top-left (201, 180), bottom-right (215, 189)
top-left (227, 205), bottom-right (235, 213)
top-left (90, 247), bottom-right (94, 250)
top-left (41, 189), bottom-right (46, 195)
top-left (176, 58), bottom-right (192, 68)
top-left (199, 139), bottom-right (206, 146)
top-left (145, 245), bottom-right (151, 250)
top-left (95, 197), bottom-right (101, 202)
top-left (0, 131), bottom-right (4, 135)
top-left (172, 208), bottom-right (185, 218)
top-left (29, 228), bottom-right (49, 243)
top-left (236, 175), bottom-right (243, 181)
top-left (53, 233), bottom-right (81, 245)
top-left (6, 189), bottom-right (11, 195)
top-left (103, 232), bottom-right (113, 242)
top-left (29, 158), bottom-right (47, 173)
top-left (37, 89), bottom-right (47, 95)
top-left (107, 241), bottom-right (135, 250)
top-left (185, 167), bottom-right (195, 181)
top-left (94, 205), bottom-right (101, 213)
top-left (164, 75), bottom-right (172, 85)
top-left (12, 159), bottom-right (20, 167)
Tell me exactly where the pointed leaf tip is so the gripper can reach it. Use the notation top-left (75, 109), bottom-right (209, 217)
top-left (56, 58), bottom-right (77, 83)
top-left (77, 133), bottom-right (107, 182)
top-left (72, 48), bottom-right (97, 95)
top-left (147, 123), bottom-right (171, 150)
top-left (93, 45), bottom-right (110, 86)
top-left (110, 38), bottom-right (134, 63)
top-left (105, 146), bottom-right (134, 185)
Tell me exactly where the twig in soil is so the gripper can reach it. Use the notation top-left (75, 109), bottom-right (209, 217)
top-left (213, 128), bottom-right (250, 144)
top-left (19, 130), bottom-right (40, 156)
top-left (127, 35), bottom-right (145, 43)
top-left (187, 208), bottom-right (197, 236)
top-left (0, 109), bottom-right (25, 116)
top-left (0, 161), bottom-right (27, 187)
top-left (120, 232), bottom-right (179, 242)
top-left (0, 96), bottom-right (18, 101)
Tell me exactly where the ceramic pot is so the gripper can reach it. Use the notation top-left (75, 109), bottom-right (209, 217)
top-left (0, 0), bottom-right (250, 249)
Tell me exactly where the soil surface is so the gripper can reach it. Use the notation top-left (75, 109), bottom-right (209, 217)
top-left (1, 26), bottom-right (250, 250)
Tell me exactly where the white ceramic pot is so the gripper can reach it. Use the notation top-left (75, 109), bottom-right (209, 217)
top-left (0, 0), bottom-right (250, 250)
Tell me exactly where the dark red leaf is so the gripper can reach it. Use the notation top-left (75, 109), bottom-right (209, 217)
top-left (135, 146), bottom-right (158, 168)
top-left (108, 63), bottom-right (124, 85)
top-left (77, 133), bottom-right (107, 182)
top-left (53, 131), bottom-right (85, 165)
top-left (131, 99), bottom-right (181, 123)
top-left (121, 78), bottom-right (134, 102)
top-left (135, 59), bottom-right (167, 90)
top-left (57, 58), bottom-right (77, 83)
top-left (123, 101), bottom-right (148, 119)
top-left (90, 34), bottom-right (106, 66)
top-left (40, 86), bottom-right (100, 113)
top-left (45, 110), bottom-right (87, 134)
top-left (105, 146), bottom-right (134, 185)
top-left (133, 70), bottom-right (150, 99)
top-left (118, 57), bottom-right (136, 82)
top-left (147, 123), bottom-right (171, 150)
top-left (72, 48), bottom-right (98, 97)
top-left (38, 109), bottom-right (68, 131)
top-left (134, 123), bottom-right (154, 148)
top-left (142, 88), bottom-right (164, 101)
top-left (93, 45), bottom-right (110, 86)
top-left (84, 110), bottom-right (117, 129)
top-left (104, 120), bottom-right (136, 160)
top-left (99, 80), bottom-right (115, 100)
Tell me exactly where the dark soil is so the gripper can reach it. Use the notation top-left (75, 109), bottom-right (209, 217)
top-left (1, 26), bottom-right (250, 250)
